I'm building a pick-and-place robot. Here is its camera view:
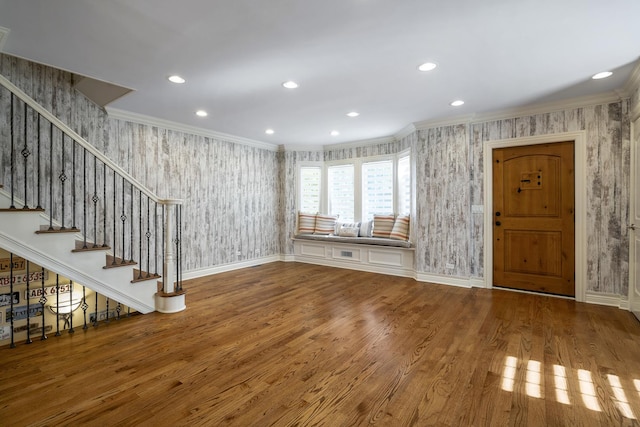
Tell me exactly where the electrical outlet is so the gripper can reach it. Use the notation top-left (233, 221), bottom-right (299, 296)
top-left (236, 251), bottom-right (241, 256)
top-left (471, 205), bottom-right (484, 214)
top-left (445, 262), bottom-right (455, 269)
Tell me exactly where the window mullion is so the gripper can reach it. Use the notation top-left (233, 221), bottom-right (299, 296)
top-left (355, 160), bottom-right (362, 222)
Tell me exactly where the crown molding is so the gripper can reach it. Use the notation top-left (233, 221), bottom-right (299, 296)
top-left (322, 135), bottom-right (397, 151)
top-left (414, 114), bottom-right (475, 131)
top-left (0, 26), bottom-right (9, 52)
top-left (470, 91), bottom-right (626, 125)
top-left (108, 83), bottom-right (634, 154)
top-left (105, 107), bottom-right (280, 152)
top-left (394, 123), bottom-right (417, 141)
top-left (280, 144), bottom-right (324, 152)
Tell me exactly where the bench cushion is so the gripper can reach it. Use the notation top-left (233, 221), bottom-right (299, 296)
top-left (294, 234), bottom-right (412, 248)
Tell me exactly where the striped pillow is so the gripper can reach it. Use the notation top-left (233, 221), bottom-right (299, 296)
top-left (359, 220), bottom-right (373, 237)
top-left (372, 214), bottom-right (396, 238)
top-left (298, 212), bottom-right (317, 234)
top-left (314, 214), bottom-right (338, 235)
top-left (390, 215), bottom-right (410, 241)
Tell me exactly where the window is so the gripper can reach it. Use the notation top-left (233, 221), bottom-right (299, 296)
top-left (297, 152), bottom-right (411, 223)
top-left (299, 166), bottom-right (322, 213)
top-left (362, 160), bottom-right (394, 220)
top-left (328, 164), bottom-right (355, 222)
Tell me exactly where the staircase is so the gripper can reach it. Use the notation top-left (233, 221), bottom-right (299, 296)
top-left (0, 74), bottom-right (184, 316)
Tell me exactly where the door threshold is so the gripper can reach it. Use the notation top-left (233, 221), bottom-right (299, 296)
top-left (492, 285), bottom-right (576, 300)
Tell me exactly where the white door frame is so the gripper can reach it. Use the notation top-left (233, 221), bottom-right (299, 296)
top-left (629, 117), bottom-right (640, 318)
top-left (483, 131), bottom-right (587, 302)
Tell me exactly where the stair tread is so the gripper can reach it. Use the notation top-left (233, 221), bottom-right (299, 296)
top-left (72, 240), bottom-right (111, 252)
top-left (104, 255), bottom-right (137, 269)
top-left (36, 226), bottom-right (81, 234)
top-left (0, 207), bottom-right (45, 212)
top-left (131, 269), bottom-right (161, 283)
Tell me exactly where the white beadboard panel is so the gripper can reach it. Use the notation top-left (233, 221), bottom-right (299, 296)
top-left (472, 101), bottom-right (630, 295)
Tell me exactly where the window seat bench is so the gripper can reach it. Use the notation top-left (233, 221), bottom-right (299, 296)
top-left (291, 235), bottom-right (414, 278)
top-left (293, 233), bottom-right (412, 248)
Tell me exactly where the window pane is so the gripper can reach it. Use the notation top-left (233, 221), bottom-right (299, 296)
top-left (328, 164), bottom-right (354, 222)
top-left (300, 166), bottom-right (321, 213)
top-left (362, 160), bottom-right (393, 220)
top-left (397, 155), bottom-right (411, 215)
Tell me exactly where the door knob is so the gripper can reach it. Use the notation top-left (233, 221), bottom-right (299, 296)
top-left (495, 212), bottom-right (501, 217)
top-left (629, 224), bottom-right (637, 230)
top-left (495, 221), bottom-right (501, 226)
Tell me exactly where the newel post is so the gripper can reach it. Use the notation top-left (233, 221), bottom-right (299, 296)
top-left (155, 198), bottom-right (186, 313)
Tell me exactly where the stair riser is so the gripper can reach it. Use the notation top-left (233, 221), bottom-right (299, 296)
top-left (0, 210), bottom-right (156, 313)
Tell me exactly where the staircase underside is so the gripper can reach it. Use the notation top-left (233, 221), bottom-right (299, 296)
top-left (0, 194), bottom-right (158, 313)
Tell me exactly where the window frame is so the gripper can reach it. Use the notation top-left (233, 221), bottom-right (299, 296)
top-left (296, 150), bottom-right (412, 223)
top-left (297, 161), bottom-right (324, 213)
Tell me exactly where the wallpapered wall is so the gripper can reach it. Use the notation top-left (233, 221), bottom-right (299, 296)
top-left (0, 53), bottom-right (634, 296)
top-left (285, 103), bottom-right (630, 296)
top-left (470, 103), bottom-right (630, 295)
top-left (0, 54), bottom-right (282, 272)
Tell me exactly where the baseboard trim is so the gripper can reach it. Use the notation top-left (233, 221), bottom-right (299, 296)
top-left (415, 272), bottom-right (474, 288)
top-left (182, 255), bottom-right (282, 280)
top-left (585, 291), bottom-right (629, 309)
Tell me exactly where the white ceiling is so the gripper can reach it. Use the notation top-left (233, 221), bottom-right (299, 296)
top-left (1, 0), bottom-right (639, 147)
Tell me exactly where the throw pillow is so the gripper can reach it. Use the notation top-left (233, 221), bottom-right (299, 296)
top-left (297, 212), bottom-right (317, 234)
top-left (359, 220), bottom-right (373, 237)
top-left (390, 215), bottom-right (410, 240)
top-left (335, 221), bottom-right (360, 235)
top-left (372, 214), bottom-right (396, 238)
top-left (338, 226), bottom-right (359, 237)
top-left (315, 214), bottom-right (338, 235)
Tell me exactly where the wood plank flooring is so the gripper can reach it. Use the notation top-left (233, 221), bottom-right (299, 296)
top-left (1, 262), bottom-right (640, 426)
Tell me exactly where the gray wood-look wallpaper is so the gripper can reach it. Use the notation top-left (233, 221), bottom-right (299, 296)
top-left (415, 124), bottom-right (470, 276)
top-left (470, 103), bottom-right (630, 295)
top-left (0, 54), bottom-right (281, 272)
top-left (0, 53), bottom-right (634, 297)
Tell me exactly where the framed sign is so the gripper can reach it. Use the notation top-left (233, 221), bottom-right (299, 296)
top-left (0, 291), bottom-right (19, 307)
top-left (0, 256), bottom-right (26, 272)
top-left (25, 283), bottom-right (71, 300)
top-left (5, 305), bottom-right (42, 321)
top-left (0, 270), bottom-right (49, 287)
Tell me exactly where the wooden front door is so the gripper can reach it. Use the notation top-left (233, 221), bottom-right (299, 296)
top-left (493, 141), bottom-right (575, 296)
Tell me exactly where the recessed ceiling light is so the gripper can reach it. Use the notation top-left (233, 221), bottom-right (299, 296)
top-left (168, 75), bottom-right (185, 84)
top-left (330, 130), bottom-right (340, 136)
top-left (346, 112), bottom-right (360, 117)
top-left (195, 110), bottom-right (208, 117)
top-left (592, 71), bottom-right (613, 80)
top-left (265, 129), bottom-right (275, 135)
top-left (418, 62), bottom-right (437, 72)
top-left (282, 81), bottom-right (299, 89)
top-left (450, 100), bottom-right (465, 107)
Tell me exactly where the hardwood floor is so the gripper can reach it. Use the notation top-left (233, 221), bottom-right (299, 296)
top-left (1, 262), bottom-right (640, 426)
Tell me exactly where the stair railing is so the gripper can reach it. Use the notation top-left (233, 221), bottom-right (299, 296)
top-left (0, 74), bottom-right (183, 296)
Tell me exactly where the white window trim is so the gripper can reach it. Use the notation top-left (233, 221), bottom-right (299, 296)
top-left (297, 161), bottom-right (324, 213)
top-left (396, 149), bottom-right (411, 216)
top-left (296, 151), bottom-right (412, 223)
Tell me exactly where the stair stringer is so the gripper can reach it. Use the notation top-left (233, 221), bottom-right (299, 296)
top-left (0, 210), bottom-right (157, 314)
